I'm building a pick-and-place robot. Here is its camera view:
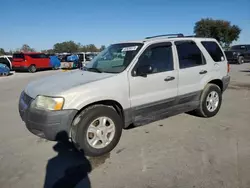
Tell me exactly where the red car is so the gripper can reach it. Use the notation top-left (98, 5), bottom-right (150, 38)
top-left (12, 52), bottom-right (51, 73)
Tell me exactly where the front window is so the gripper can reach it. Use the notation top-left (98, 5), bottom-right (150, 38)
top-left (84, 43), bottom-right (143, 73)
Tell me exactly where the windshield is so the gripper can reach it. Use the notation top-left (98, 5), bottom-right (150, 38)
top-left (84, 43), bottom-right (143, 73)
top-left (230, 45), bottom-right (247, 51)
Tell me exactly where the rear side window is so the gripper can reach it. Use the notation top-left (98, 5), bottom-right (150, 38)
top-left (175, 41), bottom-right (205, 69)
top-left (13, 53), bottom-right (25, 59)
top-left (29, 54), bottom-right (47, 58)
top-left (201, 41), bottom-right (225, 62)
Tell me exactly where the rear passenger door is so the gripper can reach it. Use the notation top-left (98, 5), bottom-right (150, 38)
top-left (29, 54), bottom-right (41, 68)
top-left (40, 53), bottom-right (51, 68)
top-left (175, 40), bottom-right (208, 102)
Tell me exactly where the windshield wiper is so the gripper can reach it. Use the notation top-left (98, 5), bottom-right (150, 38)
top-left (84, 67), bottom-right (103, 73)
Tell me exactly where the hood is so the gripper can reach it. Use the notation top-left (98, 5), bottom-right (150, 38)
top-left (25, 70), bottom-right (115, 98)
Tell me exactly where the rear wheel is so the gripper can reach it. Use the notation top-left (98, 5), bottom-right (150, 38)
top-left (70, 104), bottom-right (123, 157)
top-left (28, 65), bottom-right (36, 73)
top-left (238, 56), bottom-right (244, 64)
top-left (192, 84), bottom-right (222, 118)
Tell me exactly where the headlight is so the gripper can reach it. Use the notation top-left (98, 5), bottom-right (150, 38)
top-left (32, 96), bottom-right (64, 110)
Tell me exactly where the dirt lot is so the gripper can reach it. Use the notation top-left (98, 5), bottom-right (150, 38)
top-left (0, 64), bottom-right (250, 188)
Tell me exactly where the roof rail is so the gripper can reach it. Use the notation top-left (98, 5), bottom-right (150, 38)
top-left (145, 33), bottom-right (184, 39)
top-left (184, 35), bottom-right (197, 38)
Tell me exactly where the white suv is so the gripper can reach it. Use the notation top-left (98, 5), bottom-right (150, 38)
top-left (18, 34), bottom-right (230, 156)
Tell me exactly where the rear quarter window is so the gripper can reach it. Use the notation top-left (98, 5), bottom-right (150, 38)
top-left (175, 41), bottom-right (206, 69)
top-left (201, 41), bottom-right (225, 62)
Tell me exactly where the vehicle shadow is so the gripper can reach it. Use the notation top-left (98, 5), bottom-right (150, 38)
top-left (43, 132), bottom-right (92, 188)
top-left (240, 70), bottom-right (250, 73)
top-left (14, 68), bottom-right (59, 73)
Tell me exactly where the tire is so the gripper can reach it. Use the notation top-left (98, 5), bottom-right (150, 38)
top-left (52, 67), bottom-right (59, 70)
top-left (193, 84), bottom-right (222, 118)
top-left (28, 65), bottom-right (36, 73)
top-left (238, 56), bottom-right (244, 64)
top-left (70, 104), bottom-right (123, 157)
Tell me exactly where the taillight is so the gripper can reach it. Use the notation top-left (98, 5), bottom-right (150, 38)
top-left (227, 63), bottom-right (230, 73)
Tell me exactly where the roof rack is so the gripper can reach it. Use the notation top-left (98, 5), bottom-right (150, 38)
top-left (184, 35), bottom-right (197, 37)
top-left (145, 33), bottom-right (184, 39)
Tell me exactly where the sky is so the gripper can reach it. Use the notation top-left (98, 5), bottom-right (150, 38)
top-left (1, 0), bottom-right (250, 51)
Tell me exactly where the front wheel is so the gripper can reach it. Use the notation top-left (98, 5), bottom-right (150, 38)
top-left (238, 56), bottom-right (244, 64)
top-left (192, 84), bottom-right (222, 118)
top-left (70, 104), bottom-right (123, 157)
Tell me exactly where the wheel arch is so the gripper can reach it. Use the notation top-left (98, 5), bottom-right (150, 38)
top-left (73, 99), bottom-right (125, 127)
top-left (208, 79), bottom-right (223, 92)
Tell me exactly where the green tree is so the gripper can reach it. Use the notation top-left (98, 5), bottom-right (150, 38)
top-left (194, 18), bottom-right (241, 48)
top-left (20, 44), bottom-right (35, 52)
top-left (79, 44), bottom-right (99, 52)
top-left (41, 49), bottom-right (55, 54)
top-left (86, 44), bottom-right (98, 52)
top-left (99, 45), bottom-right (106, 51)
top-left (53, 41), bottom-right (79, 53)
top-left (0, 48), bottom-right (5, 55)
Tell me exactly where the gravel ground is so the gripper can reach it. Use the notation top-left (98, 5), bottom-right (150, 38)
top-left (0, 64), bottom-right (250, 188)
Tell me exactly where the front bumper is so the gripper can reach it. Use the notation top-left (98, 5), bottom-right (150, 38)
top-left (227, 58), bottom-right (237, 63)
top-left (18, 92), bottom-right (78, 141)
top-left (222, 75), bottom-right (230, 92)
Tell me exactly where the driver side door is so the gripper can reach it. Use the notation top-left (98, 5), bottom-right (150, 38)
top-left (128, 42), bottom-right (178, 124)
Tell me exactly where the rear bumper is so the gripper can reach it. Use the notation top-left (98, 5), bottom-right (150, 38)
top-left (222, 75), bottom-right (230, 92)
top-left (19, 92), bottom-right (78, 141)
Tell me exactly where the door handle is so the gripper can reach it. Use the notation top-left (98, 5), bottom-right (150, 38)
top-left (199, 70), bottom-right (207, 74)
top-left (164, 76), bottom-right (175, 81)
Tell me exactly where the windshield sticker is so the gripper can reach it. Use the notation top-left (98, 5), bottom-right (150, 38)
top-left (122, 46), bottom-right (138, 52)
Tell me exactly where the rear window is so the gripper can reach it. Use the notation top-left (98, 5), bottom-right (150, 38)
top-left (13, 53), bottom-right (25, 59)
top-left (201, 41), bottom-right (225, 62)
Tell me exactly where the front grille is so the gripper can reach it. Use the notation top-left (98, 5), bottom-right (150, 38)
top-left (23, 92), bottom-right (33, 106)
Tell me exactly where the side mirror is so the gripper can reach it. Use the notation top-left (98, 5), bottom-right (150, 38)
top-left (136, 64), bottom-right (153, 77)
